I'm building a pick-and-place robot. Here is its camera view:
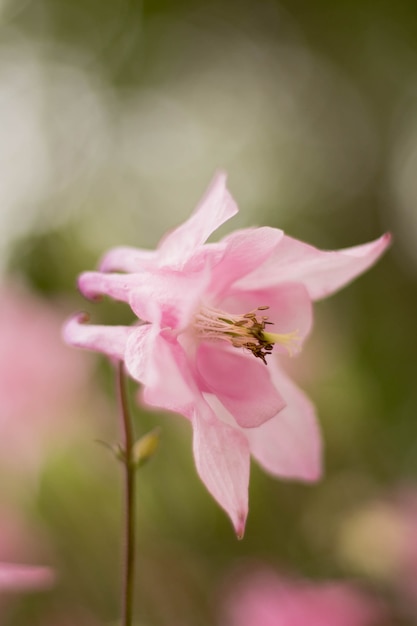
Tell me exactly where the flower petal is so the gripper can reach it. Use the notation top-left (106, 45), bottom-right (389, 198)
top-left (246, 362), bottom-right (322, 481)
top-left (222, 282), bottom-right (313, 348)
top-left (192, 408), bottom-right (250, 537)
top-left (78, 271), bottom-right (140, 303)
top-left (157, 171), bottom-right (238, 269)
top-left (196, 343), bottom-right (286, 428)
top-left (209, 227), bottom-right (283, 299)
top-left (128, 269), bottom-right (210, 329)
top-left (99, 247), bottom-right (156, 273)
top-left (122, 323), bottom-right (155, 384)
top-left (80, 268), bottom-right (209, 329)
top-left (236, 233), bottom-right (391, 301)
top-left (63, 313), bottom-right (133, 360)
top-left (126, 329), bottom-right (197, 418)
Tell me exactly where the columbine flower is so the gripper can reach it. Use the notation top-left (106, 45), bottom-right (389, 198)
top-left (64, 172), bottom-right (390, 537)
top-left (221, 568), bottom-right (383, 626)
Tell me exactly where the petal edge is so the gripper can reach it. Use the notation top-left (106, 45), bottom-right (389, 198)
top-left (192, 408), bottom-right (250, 538)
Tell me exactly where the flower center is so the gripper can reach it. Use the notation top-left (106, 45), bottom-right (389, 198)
top-left (194, 305), bottom-right (300, 364)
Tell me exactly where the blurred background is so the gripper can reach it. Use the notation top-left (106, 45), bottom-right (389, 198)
top-left (0, 0), bottom-right (416, 624)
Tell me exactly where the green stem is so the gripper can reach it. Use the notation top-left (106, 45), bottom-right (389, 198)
top-left (117, 361), bottom-right (136, 626)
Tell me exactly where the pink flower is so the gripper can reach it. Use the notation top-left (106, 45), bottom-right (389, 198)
top-left (0, 282), bottom-right (92, 473)
top-left (0, 510), bottom-right (54, 613)
top-left (0, 563), bottom-right (54, 592)
top-left (64, 172), bottom-right (390, 536)
top-left (221, 568), bottom-right (382, 626)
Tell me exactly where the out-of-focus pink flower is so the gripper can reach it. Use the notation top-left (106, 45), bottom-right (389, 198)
top-left (0, 283), bottom-right (92, 472)
top-left (0, 509), bottom-right (54, 615)
top-left (337, 489), bottom-right (417, 618)
top-left (0, 563), bottom-right (54, 592)
top-left (64, 172), bottom-right (390, 535)
top-left (222, 568), bottom-right (382, 626)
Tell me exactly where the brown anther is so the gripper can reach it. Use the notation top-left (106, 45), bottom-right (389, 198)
top-left (194, 304), bottom-right (289, 365)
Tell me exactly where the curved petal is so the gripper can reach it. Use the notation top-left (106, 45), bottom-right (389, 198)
top-left (222, 282), bottom-right (313, 349)
top-left (80, 267), bottom-right (209, 329)
top-left (128, 268), bottom-right (210, 329)
top-left (127, 329), bottom-right (198, 419)
top-left (63, 313), bottom-right (134, 360)
top-left (236, 233), bottom-right (391, 301)
top-left (192, 408), bottom-right (250, 538)
top-left (209, 227), bottom-right (283, 299)
top-left (246, 362), bottom-right (322, 481)
top-left (196, 343), bottom-right (285, 428)
top-left (182, 241), bottom-right (226, 273)
top-left (99, 246), bottom-right (156, 273)
top-left (157, 171), bottom-right (239, 269)
top-left (78, 271), bottom-right (140, 304)
top-left (122, 323), bottom-right (155, 384)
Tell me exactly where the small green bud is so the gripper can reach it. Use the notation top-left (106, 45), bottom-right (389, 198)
top-left (131, 428), bottom-right (161, 468)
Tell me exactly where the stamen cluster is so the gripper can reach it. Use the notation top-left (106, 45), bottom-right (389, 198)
top-left (195, 306), bottom-right (278, 364)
